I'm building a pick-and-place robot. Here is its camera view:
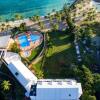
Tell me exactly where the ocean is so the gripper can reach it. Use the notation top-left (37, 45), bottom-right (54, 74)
top-left (0, 0), bottom-right (75, 21)
top-left (0, 0), bottom-right (99, 21)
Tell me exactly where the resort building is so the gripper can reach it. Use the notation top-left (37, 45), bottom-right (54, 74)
top-left (0, 50), bottom-right (82, 100)
top-left (0, 35), bottom-right (11, 49)
top-left (30, 79), bottom-right (82, 100)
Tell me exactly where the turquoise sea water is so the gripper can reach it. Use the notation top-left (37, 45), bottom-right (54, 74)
top-left (0, 0), bottom-right (75, 21)
top-left (0, 0), bottom-right (99, 21)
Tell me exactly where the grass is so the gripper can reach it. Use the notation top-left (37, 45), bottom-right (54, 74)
top-left (27, 49), bottom-right (38, 61)
top-left (34, 31), bottom-right (77, 78)
top-left (27, 42), bottom-right (43, 62)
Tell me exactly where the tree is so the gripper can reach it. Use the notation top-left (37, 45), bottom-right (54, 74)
top-left (60, 65), bottom-right (79, 78)
top-left (36, 15), bottom-right (40, 22)
top-left (52, 23), bottom-right (59, 31)
top-left (93, 74), bottom-right (100, 92)
top-left (11, 42), bottom-right (20, 53)
top-left (55, 12), bottom-right (62, 22)
top-left (1, 80), bottom-right (11, 91)
top-left (49, 15), bottom-right (53, 24)
top-left (14, 13), bottom-right (23, 20)
top-left (36, 70), bottom-right (44, 79)
top-left (74, 26), bottom-right (81, 40)
top-left (11, 27), bottom-right (19, 37)
top-left (19, 22), bottom-right (27, 32)
top-left (79, 65), bottom-right (94, 93)
top-left (63, 4), bottom-right (75, 32)
top-left (6, 24), bottom-right (11, 31)
top-left (82, 92), bottom-right (96, 100)
top-left (1, 23), bottom-right (5, 27)
top-left (39, 21), bottom-right (45, 29)
top-left (82, 65), bottom-right (93, 82)
top-left (63, 4), bottom-right (76, 42)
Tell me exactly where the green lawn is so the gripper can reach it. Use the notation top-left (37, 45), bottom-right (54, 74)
top-left (27, 43), bottom-right (43, 62)
top-left (34, 31), bottom-right (77, 78)
top-left (27, 49), bottom-right (38, 61)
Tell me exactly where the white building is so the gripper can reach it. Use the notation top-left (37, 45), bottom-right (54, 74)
top-left (30, 79), bottom-right (82, 100)
top-left (0, 35), bottom-right (11, 49)
top-left (0, 51), bottom-right (82, 100)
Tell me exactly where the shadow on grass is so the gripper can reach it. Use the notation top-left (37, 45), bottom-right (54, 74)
top-left (34, 30), bottom-right (77, 79)
top-left (48, 30), bottom-right (71, 47)
top-left (43, 45), bottom-right (77, 79)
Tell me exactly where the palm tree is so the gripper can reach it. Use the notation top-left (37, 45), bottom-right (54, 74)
top-left (19, 22), bottom-right (27, 32)
top-left (63, 4), bottom-right (75, 32)
top-left (0, 23), bottom-right (5, 32)
top-left (31, 16), bottom-right (36, 22)
top-left (14, 13), bottom-right (23, 20)
top-left (1, 23), bottom-right (5, 27)
top-left (52, 23), bottom-right (59, 31)
top-left (55, 12), bottom-right (61, 22)
top-left (1, 28), bottom-right (5, 32)
top-left (36, 15), bottom-right (40, 22)
top-left (39, 21), bottom-right (45, 29)
top-left (1, 80), bottom-right (11, 91)
top-left (49, 15), bottom-right (54, 25)
top-left (6, 24), bottom-right (11, 31)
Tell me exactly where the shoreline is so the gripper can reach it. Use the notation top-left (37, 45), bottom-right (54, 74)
top-left (0, 12), bottom-right (57, 30)
top-left (0, 16), bottom-right (46, 28)
top-left (0, 0), bottom-right (100, 32)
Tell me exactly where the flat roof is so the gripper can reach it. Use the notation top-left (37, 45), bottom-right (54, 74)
top-left (37, 79), bottom-right (78, 88)
top-left (30, 80), bottom-right (82, 100)
top-left (0, 35), bottom-right (11, 48)
top-left (2, 52), bottom-right (82, 100)
top-left (8, 60), bottom-right (37, 92)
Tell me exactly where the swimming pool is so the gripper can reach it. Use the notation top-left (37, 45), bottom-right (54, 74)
top-left (18, 35), bottom-right (29, 48)
top-left (18, 33), bottom-right (41, 48)
top-left (30, 34), bottom-right (40, 42)
top-left (0, 0), bottom-right (75, 21)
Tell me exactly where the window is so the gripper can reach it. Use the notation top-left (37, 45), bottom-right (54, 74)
top-left (15, 72), bottom-right (19, 76)
top-left (69, 94), bottom-right (71, 97)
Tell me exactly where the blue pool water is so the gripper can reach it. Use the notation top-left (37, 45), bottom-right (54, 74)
top-left (18, 35), bottom-right (29, 48)
top-left (0, 0), bottom-right (75, 21)
top-left (18, 34), bottom-right (40, 48)
top-left (30, 34), bottom-right (40, 42)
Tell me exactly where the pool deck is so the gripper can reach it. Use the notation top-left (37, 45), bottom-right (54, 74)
top-left (15, 31), bottom-right (43, 57)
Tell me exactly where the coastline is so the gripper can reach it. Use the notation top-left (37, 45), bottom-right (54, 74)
top-left (0, 0), bottom-right (100, 32)
top-left (0, 0), bottom-right (75, 21)
top-left (0, 16), bottom-right (46, 28)
top-left (0, 11), bottom-right (57, 32)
